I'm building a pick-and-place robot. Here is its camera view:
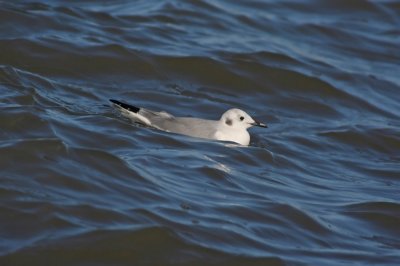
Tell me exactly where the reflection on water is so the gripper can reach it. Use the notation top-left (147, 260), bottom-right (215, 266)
top-left (1, 0), bottom-right (399, 265)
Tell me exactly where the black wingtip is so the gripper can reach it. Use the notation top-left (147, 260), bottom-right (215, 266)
top-left (109, 99), bottom-right (140, 113)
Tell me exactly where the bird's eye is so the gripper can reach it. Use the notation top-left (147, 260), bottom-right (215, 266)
top-left (240, 116), bottom-right (244, 121)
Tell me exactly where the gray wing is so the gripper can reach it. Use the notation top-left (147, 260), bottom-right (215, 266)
top-left (141, 110), bottom-right (219, 139)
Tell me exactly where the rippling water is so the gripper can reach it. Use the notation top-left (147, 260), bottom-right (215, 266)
top-left (1, 1), bottom-right (400, 265)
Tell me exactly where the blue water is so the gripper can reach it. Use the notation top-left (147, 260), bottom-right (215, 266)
top-left (1, 1), bottom-right (399, 265)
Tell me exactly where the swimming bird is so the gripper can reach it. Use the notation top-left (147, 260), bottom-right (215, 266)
top-left (110, 99), bottom-right (267, 145)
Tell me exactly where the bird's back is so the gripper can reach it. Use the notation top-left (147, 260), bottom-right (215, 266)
top-left (153, 116), bottom-right (219, 139)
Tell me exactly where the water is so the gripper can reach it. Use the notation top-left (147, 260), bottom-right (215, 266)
top-left (1, 1), bottom-right (399, 265)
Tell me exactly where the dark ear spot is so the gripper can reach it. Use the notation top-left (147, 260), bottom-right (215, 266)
top-left (225, 118), bottom-right (232, 126)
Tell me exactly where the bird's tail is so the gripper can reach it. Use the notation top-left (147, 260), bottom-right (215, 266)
top-left (110, 99), bottom-right (140, 113)
top-left (110, 99), bottom-right (151, 125)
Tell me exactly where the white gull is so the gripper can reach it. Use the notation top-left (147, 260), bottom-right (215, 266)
top-left (110, 99), bottom-right (267, 146)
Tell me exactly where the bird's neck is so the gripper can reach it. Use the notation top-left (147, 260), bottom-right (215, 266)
top-left (219, 125), bottom-right (250, 145)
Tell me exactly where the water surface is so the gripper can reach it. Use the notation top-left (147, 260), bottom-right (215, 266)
top-left (1, 1), bottom-right (400, 265)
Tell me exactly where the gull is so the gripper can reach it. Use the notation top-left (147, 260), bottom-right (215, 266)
top-left (110, 99), bottom-right (267, 145)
